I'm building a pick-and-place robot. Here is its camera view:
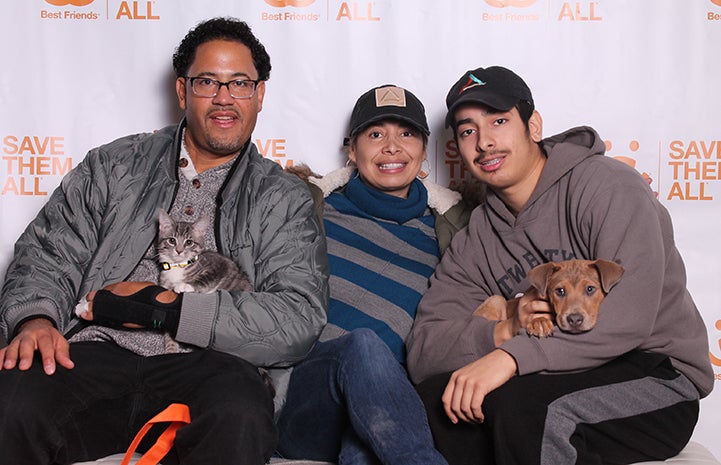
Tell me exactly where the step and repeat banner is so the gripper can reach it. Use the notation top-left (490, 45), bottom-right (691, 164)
top-left (1, 0), bottom-right (720, 455)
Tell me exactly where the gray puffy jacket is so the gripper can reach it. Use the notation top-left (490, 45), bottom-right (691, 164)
top-left (0, 122), bottom-right (329, 377)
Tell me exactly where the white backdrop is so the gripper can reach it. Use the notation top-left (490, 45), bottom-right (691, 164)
top-left (2, 0), bottom-right (720, 457)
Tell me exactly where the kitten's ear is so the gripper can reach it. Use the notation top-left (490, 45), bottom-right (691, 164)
top-left (158, 209), bottom-right (174, 235)
top-left (192, 215), bottom-right (210, 238)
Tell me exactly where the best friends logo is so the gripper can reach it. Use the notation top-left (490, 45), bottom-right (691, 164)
top-left (261, 0), bottom-right (320, 21)
top-left (45, 0), bottom-right (94, 5)
top-left (42, 0), bottom-right (160, 20)
top-left (41, 0), bottom-right (99, 20)
top-left (484, 0), bottom-right (537, 6)
top-left (482, 0), bottom-right (541, 22)
top-left (709, 0), bottom-right (721, 20)
top-left (264, 0), bottom-right (315, 6)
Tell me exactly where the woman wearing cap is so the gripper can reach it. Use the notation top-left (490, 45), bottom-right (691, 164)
top-left (276, 85), bottom-right (473, 465)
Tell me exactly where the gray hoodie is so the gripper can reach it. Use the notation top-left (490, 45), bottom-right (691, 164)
top-left (406, 126), bottom-right (714, 398)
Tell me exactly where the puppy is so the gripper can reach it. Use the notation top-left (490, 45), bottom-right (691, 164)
top-left (474, 259), bottom-right (624, 337)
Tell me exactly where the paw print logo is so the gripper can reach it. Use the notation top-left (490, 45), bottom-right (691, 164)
top-left (605, 139), bottom-right (658, 197)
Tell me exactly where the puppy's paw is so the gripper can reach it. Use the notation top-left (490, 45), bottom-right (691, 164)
top-left (527, 317), bottom-right (554, 338)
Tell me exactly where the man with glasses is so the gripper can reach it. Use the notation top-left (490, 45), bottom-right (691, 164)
top-left (0, 17), bottom-right (328, 465)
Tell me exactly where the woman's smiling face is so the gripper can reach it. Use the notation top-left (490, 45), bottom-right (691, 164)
top-left (349, 120), bottom-right (427, 199)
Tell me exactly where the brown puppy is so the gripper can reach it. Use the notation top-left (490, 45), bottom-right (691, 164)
top-left (474, 259), bottom-right (624, 337)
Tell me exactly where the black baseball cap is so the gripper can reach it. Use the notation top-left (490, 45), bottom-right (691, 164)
top-left (348, 84), bottom-right (430, 139)
top-left (445, 66), bottom-right (534, 127)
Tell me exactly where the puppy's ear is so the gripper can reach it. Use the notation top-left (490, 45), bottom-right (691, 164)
top-left (527, 262), bottom-right (558, 299)
top-left (593, 259), bottom-right (625, 293)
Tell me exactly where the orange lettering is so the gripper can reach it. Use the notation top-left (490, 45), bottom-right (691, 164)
top-left (336, 2), bottom-right (379, 21)
top-left (1, 177), bottom-right (47, 196)
top-left (116, 1), bottom-right (132, 19)
top-left (668, 140), bottom-right (684, 159)
top-left (270, 139), bottom-right (286, 157)
top-left (3, 136), bottom-right (18, 155)
top-left (255, 139), bottom-right (272, 157)
top-left (336, 2), bottom-right (352, 20)
top-left (557, 2), bottom-right (601, 21)
top-left (445, 139), bottom-right (460, 158)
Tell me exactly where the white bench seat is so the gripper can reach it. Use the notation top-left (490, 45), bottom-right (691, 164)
top-left (74, 441), bottom-right (720, 465)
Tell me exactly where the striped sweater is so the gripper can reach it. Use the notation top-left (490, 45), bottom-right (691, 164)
top-left (315, 173), bottom-right (440, 364)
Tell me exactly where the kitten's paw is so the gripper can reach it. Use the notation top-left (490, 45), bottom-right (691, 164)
top-left (173, 284), bottom-right (195, 293)
top-left (74, 297), bottom-right (89, 317)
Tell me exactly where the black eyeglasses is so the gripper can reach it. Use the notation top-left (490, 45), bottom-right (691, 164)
top-left (185, 76), bottom-right (259, 99)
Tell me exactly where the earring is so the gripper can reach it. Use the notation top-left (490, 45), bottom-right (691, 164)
top-left (345, 159), bottom-right (360, 179)
top-left (417, 159), bottom-right (431, 179)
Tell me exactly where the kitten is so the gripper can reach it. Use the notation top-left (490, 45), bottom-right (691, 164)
top-left (155, 210), bottom-right (274, 396)
top-left (157, 210), bottom-right (253, 294)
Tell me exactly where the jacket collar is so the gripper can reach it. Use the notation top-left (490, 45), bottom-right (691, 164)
top-left (308, 166), bottom-right (462, 215)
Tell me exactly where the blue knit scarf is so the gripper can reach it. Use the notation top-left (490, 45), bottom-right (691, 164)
top-left (343, 174), bottom-right (429, 224)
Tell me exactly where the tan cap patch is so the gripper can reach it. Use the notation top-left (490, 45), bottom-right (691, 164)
top-left (374, 86), bottom-right (406, 108)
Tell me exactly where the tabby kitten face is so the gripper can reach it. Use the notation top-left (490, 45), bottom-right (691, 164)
top-left (157, 210), bottom-right (209, 263)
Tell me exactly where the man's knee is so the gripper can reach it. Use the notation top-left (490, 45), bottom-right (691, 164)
top-left (191, 353), bottom-right (275, 414)
top-left (0, 368), bottom-right (64, 460)
top-left (0, 367), bottom-right (57, 421)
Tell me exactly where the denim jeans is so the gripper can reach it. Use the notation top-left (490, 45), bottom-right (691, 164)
top-left (0, 341), bottom-right (276, 465)
top-left (277, 328), bottom-right (447, 465)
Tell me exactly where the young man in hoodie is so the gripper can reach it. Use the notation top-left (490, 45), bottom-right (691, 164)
top-left (406, 65), bottom-right (714, 465)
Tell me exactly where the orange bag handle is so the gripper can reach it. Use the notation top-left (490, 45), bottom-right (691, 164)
top-left (120, 403), bottom-right (191, 465)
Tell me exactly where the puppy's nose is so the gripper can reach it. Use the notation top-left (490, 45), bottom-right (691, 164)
top-left (566, 313), bottom-right (585, 328)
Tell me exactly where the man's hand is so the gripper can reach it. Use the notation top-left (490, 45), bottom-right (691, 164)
top-left (79, 281), bottom-right (178, 329)
top-left (442, 349), bottom-right (517, 424)
top-left (0, 318), bottom-right (74, 375)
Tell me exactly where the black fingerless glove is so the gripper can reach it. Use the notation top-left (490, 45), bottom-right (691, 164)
top-left (92, 285), bottom-right (183, 336)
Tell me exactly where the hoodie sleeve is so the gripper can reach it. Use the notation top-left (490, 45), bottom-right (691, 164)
top-left (406, 208), bottom-right (499, 384)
